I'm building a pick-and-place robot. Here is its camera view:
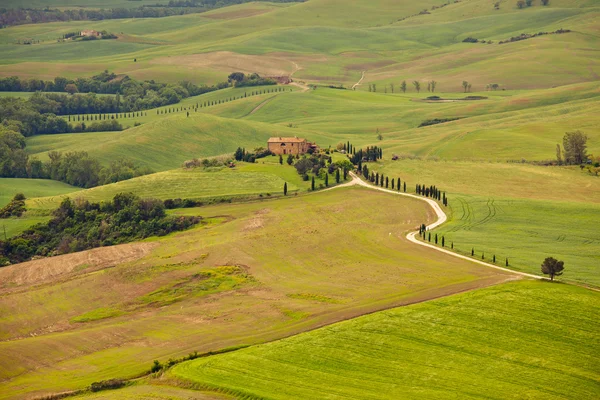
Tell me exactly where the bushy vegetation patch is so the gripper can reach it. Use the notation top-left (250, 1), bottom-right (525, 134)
top-left (0, 192), bottom-right (201, 264)
top-left (138, 265), bottom-right (252, 307)
top-left (418, 117), bottom-right (461, 127)
top-left (228, 72), bottom-right (276, 88)
top-left (0, 193), bottom-right (26, 218)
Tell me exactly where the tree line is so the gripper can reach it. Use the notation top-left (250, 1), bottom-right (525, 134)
top-left (0, 193), bottom-right (201, 265)
top-left (0, 1), bottom-right (300, 28)
top-left (0, 71), bottom-right (230, 113)
top-left (0, 125), bottom-right (151, 187)
top-left (228, 72), bottom-right (276, 87)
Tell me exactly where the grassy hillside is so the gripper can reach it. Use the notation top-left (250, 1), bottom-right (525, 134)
top-left (171, 280), bottom-right (600, 400)
top-left (28, 160), bottom-right (313, 210)
top-left (0, 0), bottom-right (597, 88)
top-left (0, 187), bottom-right (513, 398)
top-left (0, 178), bottom-right (77, 207)
top-left (372, 160), bottom-right (600, 287)
top-left (27, 108), bottom-right (326, 172)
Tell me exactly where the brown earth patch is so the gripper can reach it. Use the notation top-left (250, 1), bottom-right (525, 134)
top-left (150, 51), bottom-right (295, 77)
top-left (0, 242), bottom-right (157, 290)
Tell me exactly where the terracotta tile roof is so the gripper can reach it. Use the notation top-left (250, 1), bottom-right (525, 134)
top-left (267, 137), bottom-right (307, 143)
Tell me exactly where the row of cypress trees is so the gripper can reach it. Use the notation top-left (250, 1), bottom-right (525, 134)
top-left (66, 86), bottom-right (293, 121)
top-left (418, 225), bottom-right (510, 266)
top-left (68, 111), bottom-right (147, 121)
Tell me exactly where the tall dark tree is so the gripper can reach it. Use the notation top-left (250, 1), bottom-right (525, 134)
top-left (403, 182), bottom-right (406, 192)
top-left (283, 182), bottom-right (288, 196)
top-left (541, 257), bottom-right (565, 281)
top-left (311, 176), bottom-right (315, 191)
top-left (336, 169), bottom-right (340, 184)
top-left (562, 130), bottom-right (588, 164)
top-left (325, 173), bottom-right (329, 187)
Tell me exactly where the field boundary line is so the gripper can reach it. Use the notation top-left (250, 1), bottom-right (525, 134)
top-left (341, 172), bottom-right (543, 280)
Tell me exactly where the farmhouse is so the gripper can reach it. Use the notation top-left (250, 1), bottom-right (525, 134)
top-left (267, 137), bottom-right (317, 155)
top-left (80, 30), bottom-right (101, 37)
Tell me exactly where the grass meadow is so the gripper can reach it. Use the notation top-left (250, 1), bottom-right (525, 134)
top-left (171, 280), bottom-right (600, 400)
top-left (0, 187), bottom-right (513, 397)
top-left (374, 160), bottom-right (600, 287)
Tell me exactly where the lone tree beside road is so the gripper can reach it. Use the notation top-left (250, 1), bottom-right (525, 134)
top-left (541, 257), bottom-right (564, 281)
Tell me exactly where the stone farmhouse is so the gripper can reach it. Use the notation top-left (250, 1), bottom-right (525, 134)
top-left (267, 137), bottom-right (317, 155)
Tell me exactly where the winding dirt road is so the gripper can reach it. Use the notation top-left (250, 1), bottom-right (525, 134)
top-left (335, 173), bottom-right (543, 280)
top-left (351, 71), bottom-right (366, 90)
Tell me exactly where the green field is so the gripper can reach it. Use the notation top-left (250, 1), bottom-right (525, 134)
top-left (171, 280), bottom-right (600, 399)
top-left (1, 0), bottom-right (599, 398)
top-left (28, 160), bottom-right (314, 210)
top-left (0, 187), bottom-right (513, 398)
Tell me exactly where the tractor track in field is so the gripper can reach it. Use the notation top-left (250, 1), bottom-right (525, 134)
top-left (335, 173), bottom-right (544, 281)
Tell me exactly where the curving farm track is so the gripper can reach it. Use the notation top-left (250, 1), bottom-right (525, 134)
top-left (336, 172), bottom-right (543, 280)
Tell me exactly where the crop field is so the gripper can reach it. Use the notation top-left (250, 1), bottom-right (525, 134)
top-left (1, 0), bottom-right (599, 398)
top-left (0, 187), bottom-right (513, 398)
top-left (0, 178), bottom-right (77, 207)
top-left (372, 160), bottom-right (600, 287)
top-left (0, 0), bottom-right (597, 87)
top-left (171, 280), bottom-right (600, 400)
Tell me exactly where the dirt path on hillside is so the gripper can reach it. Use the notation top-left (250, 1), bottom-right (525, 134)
top-left (289, 61), bottom-right (310, 92)
top-left (336, 173), bottom-right (544, 280)
top-left (351, 71), bottom-right (366, 90)
top-left (247, 95), bottom-right (277, 116)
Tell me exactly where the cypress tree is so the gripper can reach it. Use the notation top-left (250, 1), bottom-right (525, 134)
top-left (435, 233), bottom-right (438, 244)
top-left (343, 169), bottom-right (347, 180)
top-left (397, 178), bottom-right (401, 191)
top-left (284, 182), bottom-right (288, 196)
top-left (482, 253), bottom-right (485, 260)
top-left (451, 242), bottom-right (454, 249)
top-left (385, 177), bottom-right (389, 188)
top-left (358, 159), bottom-right (362, 172)
top-left (493, 255), bottom-right (496, 263)
top-left (471, 248), bottom-right (474, 256)
top-left (279, 155), bottom-right (283, 164)
top-left (375, 173), bottom-right (379, 185)
top-left (506, 258), bottom-right (509, 266)
top-left (335, 169), bottom-right (340, 183)
top-left (311, 176), bottom-right (315, 191)
top-left (391, 179), bottom-right (395, 190)
top-left (428, 233), bottom-right (431, 242)
top-left (403, 182), bottom-right (406, 192)
top-left (325, 174), bottom-right (329, 187)
top-left (442, 236), bottom-right (445, 247)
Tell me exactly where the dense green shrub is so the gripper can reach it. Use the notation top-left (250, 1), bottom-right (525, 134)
top-left (0, 193), bottom-right (201, 264)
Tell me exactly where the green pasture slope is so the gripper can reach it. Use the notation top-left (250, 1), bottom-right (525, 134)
top-left (0, 178), bottom-right (77, 207)
top-left (171, 280), bottom-right (600, 399)
top-left (0, 0), bottom-right (597, 89)
top-left (28, 159), bottom-right (313, 210)
top-left (0, 178), bottom-right (78, 237)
